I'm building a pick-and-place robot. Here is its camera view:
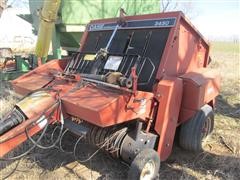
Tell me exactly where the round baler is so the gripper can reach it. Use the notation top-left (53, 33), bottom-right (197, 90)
top-left (0, 11), bottom-right (220, 180)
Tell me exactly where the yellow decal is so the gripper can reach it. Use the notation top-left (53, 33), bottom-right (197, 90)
top-left (84, 54), bottom-right (96, 61)
top-left (16, 91), bottom-right (52, 111)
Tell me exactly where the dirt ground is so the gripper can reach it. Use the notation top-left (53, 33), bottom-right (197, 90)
top-left (0, 41), bottom-right (239, 180)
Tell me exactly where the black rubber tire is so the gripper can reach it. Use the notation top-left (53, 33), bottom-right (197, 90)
top-left (128, 148), bottom-right (160, 180)
top-left (179, 104), bottom-right (214, 152)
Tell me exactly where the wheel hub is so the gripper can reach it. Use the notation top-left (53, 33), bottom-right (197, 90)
top-left (201, 117), bottom-right (211, 139)
top-left (140, 160), bottom-right (155, 180)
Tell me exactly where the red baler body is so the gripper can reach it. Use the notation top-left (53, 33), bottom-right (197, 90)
top-left (1, 12), bottom-right (220, 161)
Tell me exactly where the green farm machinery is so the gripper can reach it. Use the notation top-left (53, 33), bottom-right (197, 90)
top-left (0, 0), bottom-right (160, 80)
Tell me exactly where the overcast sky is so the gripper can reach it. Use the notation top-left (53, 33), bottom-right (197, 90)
top-left (4, 0), bottom-right (240, 41)
top-left (192, 0), bottom-right (239, 40)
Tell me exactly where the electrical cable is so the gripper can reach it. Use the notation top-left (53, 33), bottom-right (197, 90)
top-left (73, 128), bottom-right (126, 163)
top-left (0, 159), bottom-right (21, 179)
top-left (0, 100), bottom-right (60, 144)
top-left (50, 125), bottom-right (61, 144)
top-left (25, 118), bottom-right (63, 150)
top-left (59, 129), bottom-right (74, 154)
top-left (25, 100), bottom-right (64, 150)
top-left (0, 99), bottom-right (61, 160)
top-left (0, 117), bottom-right (49, 161)
top-left (0, 82), bottom-right (128, 164)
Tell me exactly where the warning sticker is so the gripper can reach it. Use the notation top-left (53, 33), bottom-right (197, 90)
top-left (104, 56), bottom-right (123, 71)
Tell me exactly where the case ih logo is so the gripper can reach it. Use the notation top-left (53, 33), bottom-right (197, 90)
top-left (88, 17), bottom-right (176, 31)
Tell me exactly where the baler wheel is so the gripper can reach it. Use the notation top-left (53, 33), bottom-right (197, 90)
top-left (179, 104), bottom-right (214, 152)
top-left (128, 148), bottom-right (160, 180)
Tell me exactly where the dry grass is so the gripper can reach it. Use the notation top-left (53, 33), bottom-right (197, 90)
top-left (0, 41), bottom-right (239, 179)
top-left (0, 83), bottom-right (19, 119)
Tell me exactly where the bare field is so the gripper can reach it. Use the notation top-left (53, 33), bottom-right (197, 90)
top-left (0, 41), bottom-right (239, 180)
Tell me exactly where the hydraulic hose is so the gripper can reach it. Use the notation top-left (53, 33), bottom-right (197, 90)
top-left (25, 101), bottom-right (64, 149)
top-left (0, 117), bottom-right (49, 161)
top-left (0, 100), bottom-right (62, 161)
top-left (0, 114), bottom-right (25, 136)
top-left (0, 106), bottom-right (26, 135)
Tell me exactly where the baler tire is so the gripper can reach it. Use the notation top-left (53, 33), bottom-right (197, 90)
top-left (179, 104), bottom-right (214, 152)
top-left (128, 148), bottom-right (160, 180)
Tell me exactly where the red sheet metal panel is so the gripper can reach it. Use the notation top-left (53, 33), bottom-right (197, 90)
top-left (12, 73), bottom-right (53, 95)
top-left (178, 68), bottom-right (220, 123)
top-left (11, 59), bottom-right (67, 95)
top-left (180, 69), bottom-right (220, 109)
top-left (0, 122), bottom-right (41, 157)
top-left (156, 13), bottom-right (209, 79)
top-left (154, 77), bottom-right (183, 161)
top-left (62, 85), bottom-right (154, 127)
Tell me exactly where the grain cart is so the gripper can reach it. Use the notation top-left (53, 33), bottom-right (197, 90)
top-left (0, 11), bottom-right (220, 179)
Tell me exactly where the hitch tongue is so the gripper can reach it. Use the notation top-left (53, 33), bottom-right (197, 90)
top-left (0, 90), bottom-right (57, 137)
top-left (0, 90), bottom-right (60, 158)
